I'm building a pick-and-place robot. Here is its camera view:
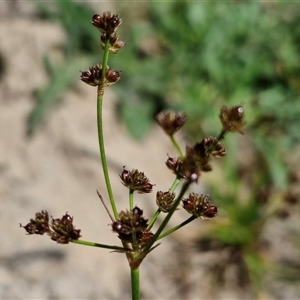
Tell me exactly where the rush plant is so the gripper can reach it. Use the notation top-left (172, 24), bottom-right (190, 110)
top-left (20, 12), bottom-right (246, 300)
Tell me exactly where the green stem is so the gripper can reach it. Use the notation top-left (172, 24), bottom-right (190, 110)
top-left (131, 268), bottom-right (140, 300)
top-left (142, 181), bottom-right (190, 254)
top-left (157, 215), bottom-right (196, 240)
top-left (170, 135), bottom-right (184, 158)
top-left (129, 189), bottom-right (134, 210)
top-left (169, 177), bottom-right (181, 193)
top-left (129, 189), bottom-right (137, 245)
top-left (97, 39), bottom-right (118, 220)
top-left (71, 239), bottom-right (132, 252)
top-left (217, 129), bottom-right (227, 142)
top-left (101, 41), bottom-right (110, 84)
top-left (147, 209), bottom-right (161, 231)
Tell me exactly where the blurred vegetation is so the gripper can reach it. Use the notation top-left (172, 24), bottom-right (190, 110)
top-left (118, 3), bottom-right (299, 297)
top-left (27, 0), bottom-right (97, 135)
top-left (29, 1), bottom-right (300, 297)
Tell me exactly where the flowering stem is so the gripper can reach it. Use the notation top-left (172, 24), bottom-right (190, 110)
top-left (147, 209), bottom-right (161, 231)
top-left (142, 181), bottom-right (190, 254)
top-left (170, 135), bottom-right (184, 159)
top-left (97, 39), bottom-right (118, 220)
top-left (129, 189), bottom-right (134, 210)
top-left (129, 189), bottom-right (137, 245)
top-left (157, 215), bottom-right (196, 240)
top-left (170, 177), bottom-right (181, 192)
top-left (217, 129), bottom-right (227, 142)
top-left (71, 239), bottom-right (132, 252)
top-left (131, 267), bottom-right (140, 300)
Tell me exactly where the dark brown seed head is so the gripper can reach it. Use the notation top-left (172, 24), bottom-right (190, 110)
top-left (156, 111), bottom-right (187, 136)
top-left (80, 64), bottom-right (103, 86)
top-left (112, 206), bottom-right (149, 243)
top-left (92, 12), bottom-right (122, 36)
top-left (219, 105), bottom-right (246, 134)
top-left (20, 210), bottom-right (50, 235)
top-left (92, 12), bottom-right (122, 39)
top-left (156, 191), bottom-right (176, 212)
top-left (182, 193), bottom-right (218, 219)
top-left (50, 213), bottom-right (81, 244)
top-left (120, 168), bottom-right (154, 194)
top-left (105, 68), bottom-right (122, 86)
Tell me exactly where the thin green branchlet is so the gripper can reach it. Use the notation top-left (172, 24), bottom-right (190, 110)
top-left (20, 11), bottom-right (246, 300)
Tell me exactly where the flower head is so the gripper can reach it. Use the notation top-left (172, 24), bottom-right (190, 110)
top-left (105, 66), bottom-right (122, 86)
top-left (20, 210), bottom-right (50, 235)
top-left (156, 191), bottom-right (176, 212)
top-left (166, 137), bottom-right (226, 182)
top-left (120, 168), bottom-right (154, 193)
top-left (92, 12), bottom-right (124, 54)
top-left (219, 105), bottom-right (246, 134)
top-left (182, 193), bottom-right (218, 219)
top-left (50, 213), bottom-right (81, 244)
top-left (112, 206), bottom-right (153, 247)
top-left (21, 211), bottom-right (81, 244)
top-left (101, 33), bottom-right (125, 54)
top-left (80, 64), bottom-right (102, 86)
top-left (194, 137), bottom-right (226, 159)
top-left (156, 111), bottom-right (187, 136)
top-left (80, 64), bottom-right (121, 87)
top-left (166, 154), bottom-right (200, 182)
top-left (92, 12), bottom-right (122, 35)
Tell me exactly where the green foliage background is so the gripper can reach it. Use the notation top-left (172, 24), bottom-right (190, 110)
top-left (115, 2), bottom-right (300, 145)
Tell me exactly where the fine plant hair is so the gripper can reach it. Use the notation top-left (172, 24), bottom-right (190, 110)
top-left (20, 12), bottom-right (246, 300)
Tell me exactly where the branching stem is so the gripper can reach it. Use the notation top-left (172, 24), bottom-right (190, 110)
top-left (142, 181), bottom-right (190, 254)
top-left (157, 215), bottom-right (196, 240)
top-left (71, 239), bottom-right (132, 252)
top-left (170, 135), bottom-right (184, 158)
